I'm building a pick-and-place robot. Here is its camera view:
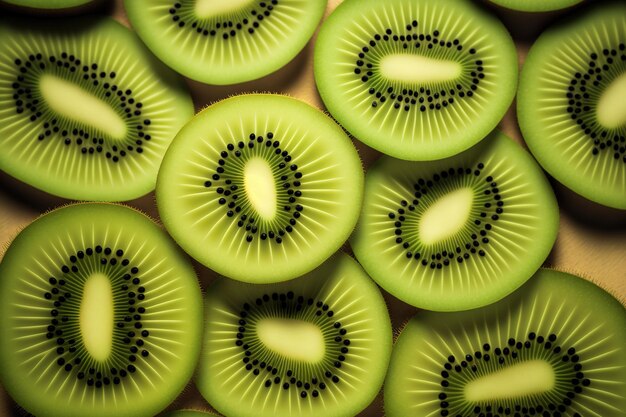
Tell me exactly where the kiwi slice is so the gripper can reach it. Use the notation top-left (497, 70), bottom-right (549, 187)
top-left (0, 203), bottom-right (203, 417)
top-left (351, 131), bottom-right (559, 311)
top-left (488, 0), bottom-right (583, 12)
top-left (0, 18), bottom-right (193, 201)
top-left (196, 253), bottom-right (391, 417)
top-left (124, 0), bottom-right (327, 85)
top-left (314, 0), bottom-right (517, 161)
top-left (1, 0), bottom-right (92, 9)
top-left (518, 3), bottom-right (626, 209)
top-left (385, 268), bottom-right (626, 417)
top-left (156, 94), bottom-right (363, 283)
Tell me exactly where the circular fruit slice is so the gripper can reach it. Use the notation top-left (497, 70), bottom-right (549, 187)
top-left (124, 0), bottom-right (327, 85)
top-left (0, 18), bottom-right (193, 201)
top-left (518, 3), bottom-right (626, 209)
top-left (196, 254), bottom-right (392, 417)
top-left (0, 203), bottom-right (203, 417)
top-left (314, 0), bottom-right (517, 161)
top-left (488, 0), bottom-right (583, 12)
top-left (157, 94), bottom-right (363, 283)
top-left (351, 131), bottom-right (559, 311)
top-left (385, 269), bottom-right (626, 417)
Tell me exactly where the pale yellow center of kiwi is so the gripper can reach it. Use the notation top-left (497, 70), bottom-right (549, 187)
top-left (596, 72), bottom-right (626, 129)
top-left (39, 74), bottom-right (127, 140)
top-left (380, 54), bottom-right (462, 84)
top-left (79, 273), bottom-right (114, 361)
top-left (256, 318), bottom-right (325, 363)
top-left (464, 360), bottom-right (555, 401)
top-left (419, 188), bottom-right (473, 245)
top-left (194, 0), bottom-right (255, 18)
top-left (243, 157), bottom-right (277, 220)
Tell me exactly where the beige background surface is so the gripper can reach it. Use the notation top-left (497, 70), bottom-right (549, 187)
top-left (0, 0), bottom-right (624, 416)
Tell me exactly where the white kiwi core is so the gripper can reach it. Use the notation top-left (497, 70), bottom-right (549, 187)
top-left (79, 273), bottom-right (114, 361)
top-left (596, 72), bottom-right (626, 129)
top-left (194, 0), bottom-right (255, 18)
top-left (464, 360), bottom-right (556, 401)
top-left (256, 318), bottom-right (325, 363)
top-left (419, 188), bottom-right (473, 245)
top-left (380, 54), bottom-right (462, 84)
top-left (243, 157), bottom-right (277, 220)
top-left (39, 74), bottom-right (127, 140)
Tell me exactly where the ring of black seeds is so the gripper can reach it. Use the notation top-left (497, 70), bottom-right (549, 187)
top-left (565, 43), bottom-right (626, 163)
top-left (389, 163), bottom-right (503, 268)
top-left (235, 292), bottom-right (348, 399)
top-left (203, 131), bottom-right (304, 245)
top-left (355, 22), bottom-right (484, 112)
top-left (168, 0), bottom-right (279, 37)
top-left (11, 53), bottom-right (150, 163)
top-left (438, 333), bottom-right (589, 417)
top-left (44, 246), bottom-right (149, 387)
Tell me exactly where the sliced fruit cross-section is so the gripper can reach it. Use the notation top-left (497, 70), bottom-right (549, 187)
top-left (157, 94), bottom-right (364, 283)
top-left (385, 269), bottom-right (626, 417)
top-left (351, 131), bottom-right (559, 311)
top-left (0, 203), bottom-right (203, 417)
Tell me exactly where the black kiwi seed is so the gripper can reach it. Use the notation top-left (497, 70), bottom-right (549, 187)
top-left (10, 54), bottom-right (148, 164)
top-left (42, 247), bottom-right (149, 387)
top-left (233, 293), bottom-right (346, 399)
top-left (167, 0), bottom-right (279, 38)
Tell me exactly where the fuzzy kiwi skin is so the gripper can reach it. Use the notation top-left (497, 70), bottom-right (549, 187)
top-left (0, 203), bottom-right (203, 417)
top-left (385, 268), bottom-right (626, 417)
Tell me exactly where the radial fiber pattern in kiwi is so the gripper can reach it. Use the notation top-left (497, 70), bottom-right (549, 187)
top-left (0, 204), bottom-right (203, 417)
top-left (125, 0), bottom-right (326, 84)
top-left (197, 254), bottom-right (392, 417)
top-left (385, 269), bottom-right (626, 417)
top-left (351, 131), bottom-right (559, 311)
top-left (518, 4), bottom-right (626, 209)
top-left (314, 0), bottom-right (517, 161)
top-left (488, 0), bottom-right (583, 12)
top-left (0, 18), bottom-right (193, 201)
top-left (157, 94), bottom-right (363, 283)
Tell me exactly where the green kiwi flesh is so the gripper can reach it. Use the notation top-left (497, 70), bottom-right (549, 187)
top-left (518, 3), bottom-right (626, 209)
top-left (196, 253), bottom-right (392, 417)
top-left (1, 0), bottom-right (92, 9)
top-left (157, 94), bottom-right (363, 283)
top-left (0, 203), bottom-right (203, 417)
top-left (351, 131), bottom-right (559, 311)
top-left (314, 0), bottom-right (518, 161)
top-left (488, 0), bottom-right (583, 12)
top-left (385, 268), bottom-right (626, 417)
top-left (0, 18), bottom-right (193, 201)
top-left (124, 0), bottom-right (327, 85)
